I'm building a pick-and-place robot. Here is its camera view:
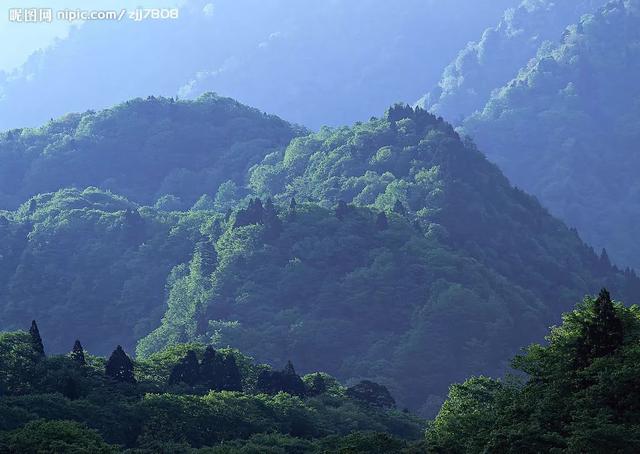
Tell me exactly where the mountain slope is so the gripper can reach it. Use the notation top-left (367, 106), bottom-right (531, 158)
top-left (0, 187), bottom-right (206, 353)
top-left (141, 104), bottom-right (640, 414)
top-left (462, 0), bottom-right (640, 269)
top-left (0, 93), bottom-right (302, 210)
top-left (419, 0), bottom-right (607, 122)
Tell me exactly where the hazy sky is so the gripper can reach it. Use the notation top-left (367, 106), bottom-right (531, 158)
top-left (0, 0), bottom-right (183, 71)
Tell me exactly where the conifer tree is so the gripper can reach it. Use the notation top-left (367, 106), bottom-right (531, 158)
top-left (263, 198), bottom-right (282, 240)
top-left (29, 320), bottom-right (45, 357)
top-left (199, 345), bottom-right (223, 390)
top-left (581, 289), bottom-right (625, 362)
top-left (282, 361), bottom-right (306, 397)
top-left (221, 355), bottom-right (243, 391)
top-left (70, 340), bottom-right (86, 366)
top-left (169, 350), bottom-right (200, 386)
top-left (105, 345), bottom-right (136, 384)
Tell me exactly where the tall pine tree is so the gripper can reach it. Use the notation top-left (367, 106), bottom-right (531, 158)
top-left (169, 350), bottom-right (200, 386)
top-left (70, 340), bottom-right (86, 365)
top-left (29, 320), bottom-right (45, 357)
top-left (105, 345), bottom-right (136, 384)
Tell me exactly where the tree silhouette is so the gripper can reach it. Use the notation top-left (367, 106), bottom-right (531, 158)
top-left (169, 350), bottom-right (200, 386)
top-left (577, 288), bottom-right (625, 367)
top-left (105, 345), bottom-right (136, 384)
top-left (221, 355), bottom-right (243, 391)
top-left (70, 340), bottom-right (86, 366)
top-left (29, 320), bottom-right (45, 357)
top-left (263, 198), bottom-right (283, 241)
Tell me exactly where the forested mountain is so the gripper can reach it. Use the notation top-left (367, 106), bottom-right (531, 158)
top-left (419, 0), bottom-right (607, 122)
top-left (427, 289), bottom-right (640, 452)
top-left (462, 0), bottom-right (640, 270)
top-left (0, 0), bottom-right (516, 131)
top-left (0, 327), bottom-right (426, 451)
top-left (0, 188), bottom-right (204, 353)
top-left (1, 97), bottom-right (638, 416)
top-left (140, 104), bottom-right (640, 414)
top-left (0, 94), bottom-right (302, 209)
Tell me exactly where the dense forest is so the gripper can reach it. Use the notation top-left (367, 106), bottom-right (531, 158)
top-left (0, 94), bottom-right (302, 209)
top-left (0, 1), bottom-right (638, 444)
top-left (419, 0), bottom-right (607, 122)
top-left (462, 0), bottom-right (640, 270)
top-left (1, 97), bottom-right (636, 417)
top-left (2, 290), bottom-right (639, 451)
top-left (0, 322), bottom-right (426, 452)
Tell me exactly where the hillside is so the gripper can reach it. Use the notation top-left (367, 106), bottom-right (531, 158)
top-left (140, 105), bottom-right (640, 414)
top-left (0, 187), bottom-right (207, 353)
top-left (419, 0), bottom-right (607, 122)
top-left (0, 93), bottom-right (302, 209)
top-left (1, 98), bottom-right (638, 416)
top-left (462, 0), bottom-right (640, 269)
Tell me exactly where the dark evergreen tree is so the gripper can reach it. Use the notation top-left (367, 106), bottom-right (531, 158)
top-left (393, 200), bottom-right (406, 216)
top-left (169, 350), bottom-right (200, 386)
top-left (256, 362), bottom-right (305, 397)
top-left (234, 198), bottom-right (265, 227)
top-left (577, 288), bottom-right (625, 367)
top-left (346, 380), bottom-right (396, 408)
top-left (105, 345), bottom-right (136, 384)
top-left (70, 340), bottom-right (86, 366)
top-left (282, 361), bottom-right (306, 397)
top-left (376, 212), bottom-right (389, 231)
top-left (599, 248), bottom-right (612, 272)
top-left (199, 345), bottom-right (224, 390)
top-left (335, 200), bottom-right (350, 220)
top-left (29, 320), bottom-right (45, 357)
top-left (263, 198), bottom-right (283, 241)
top-left (221, 355), bottom-right (243, 391)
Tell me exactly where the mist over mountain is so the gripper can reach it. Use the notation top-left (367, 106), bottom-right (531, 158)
top-left (419, 0), bottom-right (608, 122)
top-left (0, 0), bottom-right (515, 131)
top-left (462, 0), bottom-right (640, 270)
top-left (1, 3), bottom-right (639, 448)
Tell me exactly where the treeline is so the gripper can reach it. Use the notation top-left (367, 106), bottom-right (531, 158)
top-left (0, 322), bottom-right (424, 452)
top-left (3, 289), bottom-right (639, 451)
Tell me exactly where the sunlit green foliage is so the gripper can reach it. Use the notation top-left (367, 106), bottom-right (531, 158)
top-left (0, 93), bottom-right (303, 209)
top-left (427, 290), bottom-right (640, 452)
